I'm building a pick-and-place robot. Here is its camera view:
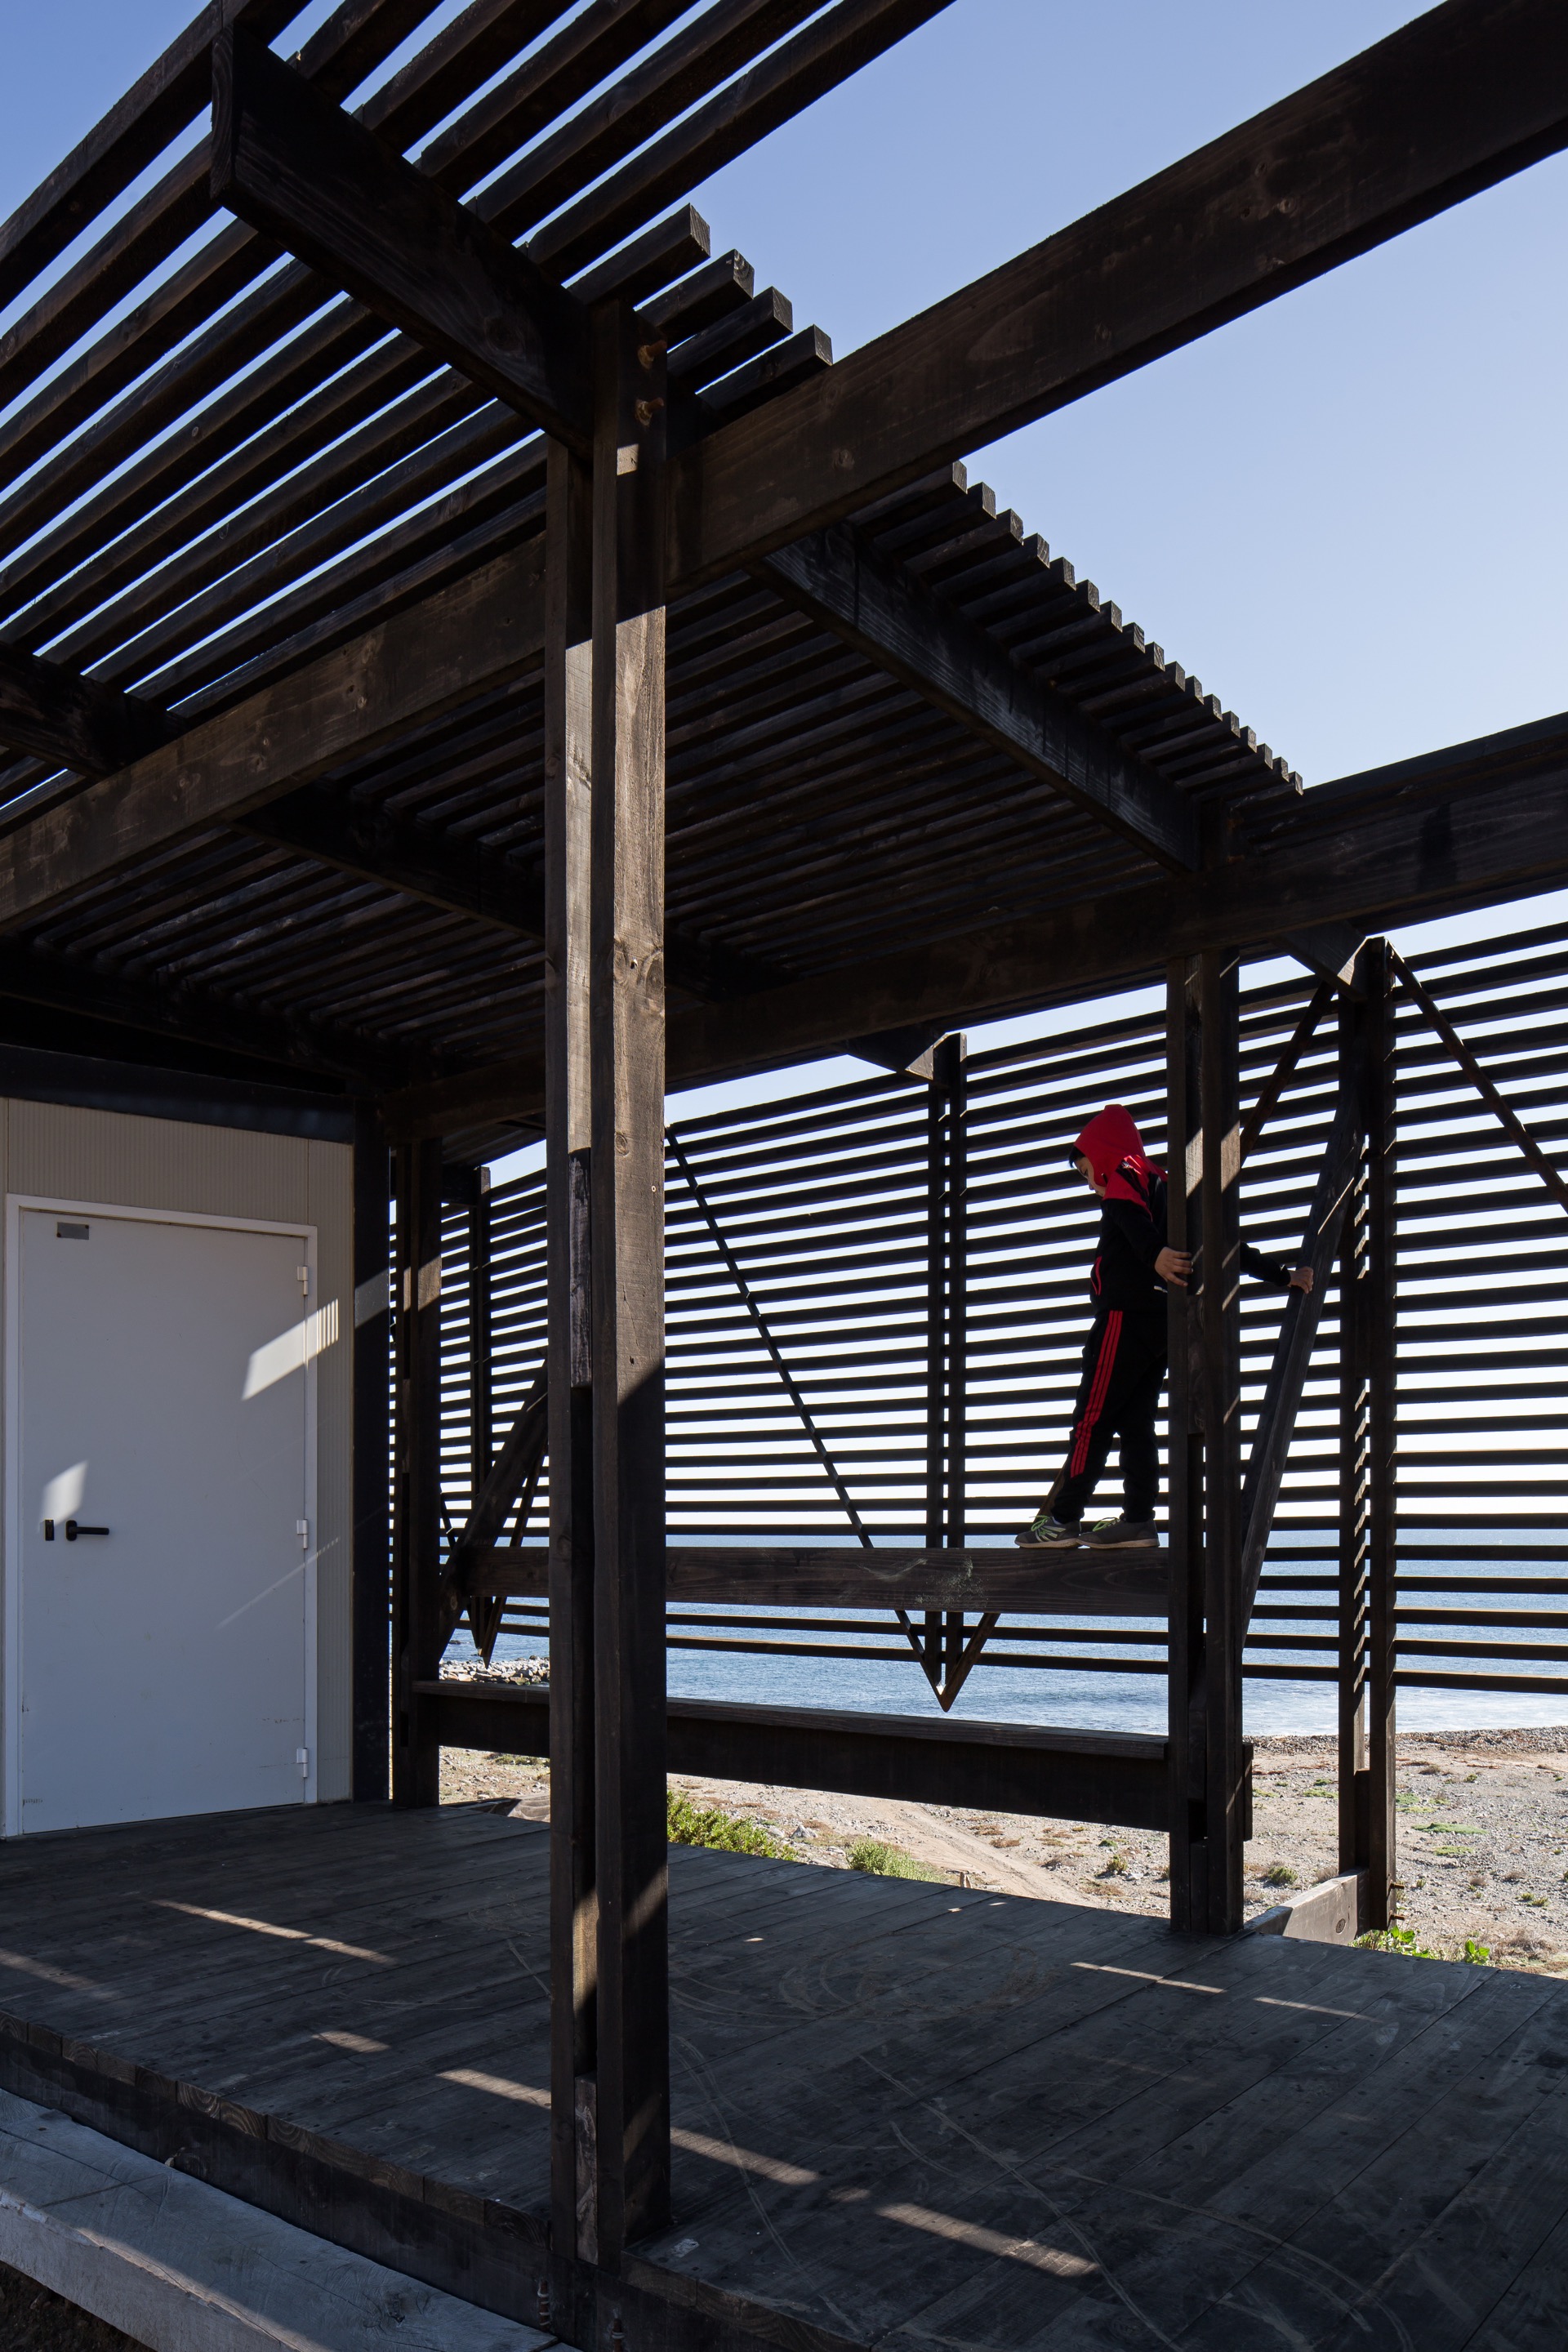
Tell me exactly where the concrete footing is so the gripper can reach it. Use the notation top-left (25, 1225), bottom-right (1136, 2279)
top-left (0, 2087), bottom-right (555, 2352)
top-left (1245, 1869), bottom-right (1364, 1944)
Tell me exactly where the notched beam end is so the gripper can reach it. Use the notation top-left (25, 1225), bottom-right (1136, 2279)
top-left (211, 27), bottom-right (593, 456)
top-left (0, 642), bottom-right (170, 777)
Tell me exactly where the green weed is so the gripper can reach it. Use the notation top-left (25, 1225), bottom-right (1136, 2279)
top-left (1355, 1925), bottom-right (1437, 1958)
top-left (666, 1791), bottom-right (786, 1859)
top-left (846, 1837), bottom-right (940, 1882)
top-left (1261, 1864), bottom-right (1298, 1888)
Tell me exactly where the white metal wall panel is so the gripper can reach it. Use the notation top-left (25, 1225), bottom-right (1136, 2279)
top-left (0, 1102), bottom-right (354, 1802)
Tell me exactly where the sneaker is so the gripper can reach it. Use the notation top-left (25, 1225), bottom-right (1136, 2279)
top-left (1088, 1517), bottom-right (1160, 1548)
top-left (1016, 1513), bottom-right (1082, 1549)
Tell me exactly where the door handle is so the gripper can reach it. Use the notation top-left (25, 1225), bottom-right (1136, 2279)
top-left (42, 1519), bottom-right (110, 1542)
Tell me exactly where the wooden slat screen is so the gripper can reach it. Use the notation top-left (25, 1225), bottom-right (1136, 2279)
top-left (424, 920), bottom-right (1568, 1708)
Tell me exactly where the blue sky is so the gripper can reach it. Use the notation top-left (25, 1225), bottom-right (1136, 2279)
top-left (4, 2), bottom-right (1566, 1152)
top-left (6, 2), bottom-right (1566, 786)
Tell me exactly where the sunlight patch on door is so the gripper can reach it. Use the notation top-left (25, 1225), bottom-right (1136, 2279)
top-left (243, 1299), bottom-right (339, 1399)
top-left (39, 1462), bottom-right (87, 1522)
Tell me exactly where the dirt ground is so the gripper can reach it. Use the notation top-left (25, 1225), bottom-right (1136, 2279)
top-left (0, 2263), bottom-right (143, 2352)
top-left (439, 1678), bottom-right (1568, 1971)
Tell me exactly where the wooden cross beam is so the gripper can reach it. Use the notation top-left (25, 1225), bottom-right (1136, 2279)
top-left (0, 542), bottom-right (546, 932)
top-left (381, 706), bottom-right (1568, 1132)
top-left (757, 523), bottom-right (1200, 871)
top-left (667, 0), bottom-right (1568, 586)
top-left (0, 935), bottom-right (399, 1091)
top-left (210, 30), bottom-right (595, 454)
top-left (661, 709), bottom-right (1568, 1085)
top-left (242, 783), bottom-right (776, 1001)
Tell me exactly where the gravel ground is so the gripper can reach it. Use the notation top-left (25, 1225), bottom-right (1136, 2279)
top-left (439, 1669), bottom-right (1568, 1971)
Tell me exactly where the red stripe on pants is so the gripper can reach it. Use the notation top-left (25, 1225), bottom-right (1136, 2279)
top-left (1069, 1310), bottom-right (1122, 1478)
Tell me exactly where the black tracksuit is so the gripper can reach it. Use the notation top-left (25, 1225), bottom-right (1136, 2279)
top-left (1051, 1154), bottom-right (1293, 1526)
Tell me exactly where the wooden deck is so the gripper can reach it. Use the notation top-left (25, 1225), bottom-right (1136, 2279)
top-left (2, 1801), bottom-right (1567, 2350)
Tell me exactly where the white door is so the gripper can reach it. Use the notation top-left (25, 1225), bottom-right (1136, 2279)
top-left (9, 1205), bottom-right (314, 1833)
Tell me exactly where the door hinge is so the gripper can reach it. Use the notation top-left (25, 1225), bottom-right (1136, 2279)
top-left (296, 1264), bottom-right (310, 1296)
top-left (296, 1518), bottom-right (310, 1551)
top-left (296, 1747), bottom-right (310, 1780)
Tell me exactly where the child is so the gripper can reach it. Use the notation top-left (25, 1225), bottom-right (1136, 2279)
top-left (1018, 1103), bottom-right (1312, 1550)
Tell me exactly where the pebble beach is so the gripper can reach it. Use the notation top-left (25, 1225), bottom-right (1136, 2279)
top-left (439, 1663), bottom-right (1568, 1971)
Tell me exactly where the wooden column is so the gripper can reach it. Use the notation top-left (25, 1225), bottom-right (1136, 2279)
top-left (589, 302), bottom-right (670, 2263)
top-left (469, 1177), bottom-right (493, 1490)
top-left (924, 1031), bottom-right (966, 1680)
top-left (545, 434), bottom-right (599, 2288)
top-left (1198, 950), bottom-right (1247, 1935)
top-left (351, 1102), bottom-right (391, 1802)
top-left (1165, 958), bottom-right (1206, 1927)
top-left (1337, 977), bottom-right (1371, 1888)
top-left (1365, 938), bottom-right (1398, 1927)
top-left (390, 1134), bottom-right (443, 1807)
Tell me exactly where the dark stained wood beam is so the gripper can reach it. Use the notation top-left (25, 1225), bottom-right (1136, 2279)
top-left (758, 523), bottom-right (1200, 871)
top-left (668, 0), bottom-right (1568, 587)
top-left (0, 642), bottom-right (169, 775)
top-left (243, 784), bottom-right (776, 1002)
top-left (381, 708), bottom-right (1568, 1133)
top-left (420, 1681), bottom-right (1174, 1833)
top-left (664, 708), bottom-right (1568, 1083)
top-left (0, 936), bottom-right (402, 1092)
top-left (210, 30), bottom-right (594, 455)
top-left (0, 626), bottom-right (773, 1003)
top-left (0, 541), bottom-right (546, 934)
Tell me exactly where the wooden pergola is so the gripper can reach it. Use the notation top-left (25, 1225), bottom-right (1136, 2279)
top-left (4, 0), bottom-right (1568, 2336)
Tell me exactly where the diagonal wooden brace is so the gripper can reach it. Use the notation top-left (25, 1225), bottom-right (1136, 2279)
top-left (439, 1361), bottom-right (548, 1653)
top-left (1238, 1071), bottom-right (1366, 1629)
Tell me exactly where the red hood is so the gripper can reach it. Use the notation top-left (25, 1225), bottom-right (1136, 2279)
top-left (1074, 1104), bottom-right (1164, 1201)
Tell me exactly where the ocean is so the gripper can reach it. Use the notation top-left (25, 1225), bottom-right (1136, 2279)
top-left (448, 1548), bottom-right (1568, 1737)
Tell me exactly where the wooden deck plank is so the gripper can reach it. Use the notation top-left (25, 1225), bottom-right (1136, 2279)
top-left (648, 1933), bottom-right (1387, 2339)
top-left (4, 1806), bottom-right (1568, 2349)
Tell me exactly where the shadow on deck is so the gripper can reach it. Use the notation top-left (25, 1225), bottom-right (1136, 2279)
top-left (0, 1801), bottom-right (1564, 2350)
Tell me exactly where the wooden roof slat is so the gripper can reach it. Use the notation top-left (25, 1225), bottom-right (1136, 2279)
top-left (11, 357), bottom-right (465, 653)
top-left (82, 402), bottom-right (528, 684)
top-left (0, 7), bottom-right (639, 539)
top-left (697, 321), bottom-right (832, 425)
top-left (174, 497), bottom-right (538, 719)
top-left (140, 460), bottom-right (547, 707)
top-left (0, 268), bottom-right (364, 568)
top-left (666, 0), bottom-right (1568, 590)
top-left (471, 0), bottom-right (826, 234)
top-left (0, 0), bottom-right (300, 310)
top-left (420, 0), bottom-right (701, 196)
top-left (1, 209), bottom-right (702, 662)
top-left (0, 0), bottom-right (452, 431)
top-left (755, 523), bottom-right (1200, 871)
top-left (527, 0), bottom-right (956, 276)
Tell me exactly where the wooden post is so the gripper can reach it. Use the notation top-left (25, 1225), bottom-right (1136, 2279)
top-left (469, 1178), bottom-right (493, 1493)
top-left (589, 302), bottom-right (670, 2263)
top-left (1337, 978), bottom-right (1371, 1888)
top-left (1365, 938), bottom-right (1398, 1927)
top-left (390, 1134), bottom-right (443, 1807)
top-left (544, 434), bottom-right (599, 2289)
top-left (1198, 950), bottom-right (1246, 1935)
top-left (924, 1031), bottom-right (966, 1677)
top-left (1165, 958), bottom-right (1205, 1927)
top-left (351, 1102), bottom-right (391, 1802)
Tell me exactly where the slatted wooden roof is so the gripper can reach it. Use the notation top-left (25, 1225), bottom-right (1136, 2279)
top-left (2, 0), bottom-right (1566, 1161)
